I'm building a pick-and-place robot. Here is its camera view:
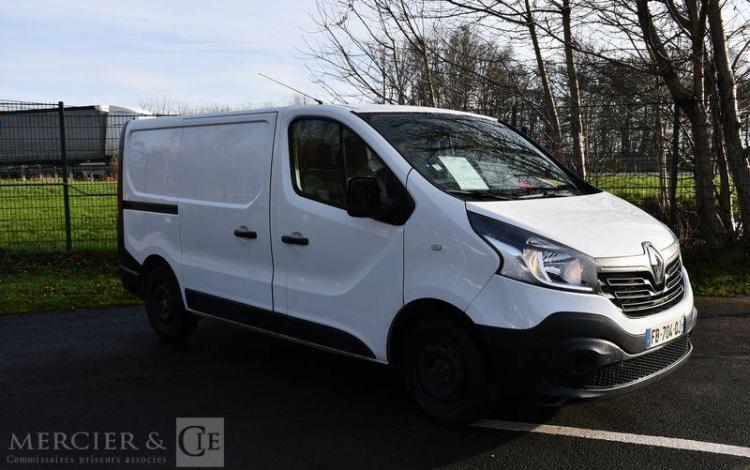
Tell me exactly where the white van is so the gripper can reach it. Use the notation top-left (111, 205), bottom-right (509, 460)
top-left (118, 105), bottom-right (696, 424)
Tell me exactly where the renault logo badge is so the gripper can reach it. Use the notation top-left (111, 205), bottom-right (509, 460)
top-left (643, 242), bottom-right (666, 290)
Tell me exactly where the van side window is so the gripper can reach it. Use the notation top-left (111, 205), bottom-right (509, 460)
top-left (289, 119), bottom-right (397, 210)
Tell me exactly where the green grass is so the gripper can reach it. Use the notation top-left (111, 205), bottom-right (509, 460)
top-left (0, 248), bottom-right (746, 316)
top-left (0, 172), bottom-right (721, 254)
top-left (0, 174), bottom-right (747, 316)
top-left (590, 173), bottom-right (697, 203)
top-left (0, 180), bottom-right (117, 253)
top-left (0, 174), bottom-right (702, 253)
top-left (683, 248), bottom-right (750, 297)
top-left (0, 251), bottom-right (140, 315)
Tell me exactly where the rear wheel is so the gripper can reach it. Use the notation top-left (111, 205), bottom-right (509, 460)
top-left (144, 265), bottom-right (198, 341)
top-left (400, 317), bottom-right (497, 425)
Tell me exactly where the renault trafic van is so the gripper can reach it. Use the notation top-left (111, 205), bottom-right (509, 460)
top-left (118, 105), bottom-right (696, 424)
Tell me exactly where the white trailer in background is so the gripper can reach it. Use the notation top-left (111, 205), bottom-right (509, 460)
top-left (0, 104), bottom-right (151, 177)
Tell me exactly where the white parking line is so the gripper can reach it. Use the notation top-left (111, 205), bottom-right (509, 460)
top-left (474, 420), bottom-right (750, 459)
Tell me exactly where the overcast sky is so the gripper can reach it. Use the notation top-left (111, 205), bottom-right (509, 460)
top-left (0, 0), bottom-right (324, 109)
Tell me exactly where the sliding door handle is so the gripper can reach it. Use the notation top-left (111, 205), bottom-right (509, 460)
top-left (281, 234), bottom-right (309, 246)
top-left (234, 226), bottom-right (257, 239)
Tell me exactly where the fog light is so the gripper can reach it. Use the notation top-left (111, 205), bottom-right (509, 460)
top-left (567, 351), bottom-right (597, 376)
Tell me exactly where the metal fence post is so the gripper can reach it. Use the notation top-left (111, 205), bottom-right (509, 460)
top-left (58, 101), bottom-right (72, 251)
top-left (669, 102), bottom-right (680, 231)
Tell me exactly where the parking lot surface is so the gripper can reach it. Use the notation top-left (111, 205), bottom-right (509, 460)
top-left (0, 299), bottom-right (748, 469)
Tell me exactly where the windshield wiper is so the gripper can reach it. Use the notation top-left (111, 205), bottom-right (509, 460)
top-left (446, 189), bottom-right (516, 201)
top-left (518, 184), bottom-right (575, 199)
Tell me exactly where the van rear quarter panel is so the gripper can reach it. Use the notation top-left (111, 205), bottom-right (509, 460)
top-left (122, 117), bottom-right (184, 276)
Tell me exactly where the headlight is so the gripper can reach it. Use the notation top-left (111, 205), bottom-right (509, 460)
top-left (468, 212), bottom-right (599, 292)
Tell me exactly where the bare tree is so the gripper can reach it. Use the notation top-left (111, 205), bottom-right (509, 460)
top-left (555, 0), bottom-right (587, 176)
top-left (706, 0), bottom-right (750, 238)
top-left (523, 0), bottom-right (565, 154)
top-left (306, 0), bottom-right (750, 247)
top-left (706, 54), bottom-right (736, 236)
top-left (635, 0), bottom-right (726, 247)
top-left (655, 83), bottom-right (670, 215)
top-left (306, 0), bottom-right (443, 105)
top-left (438, 0), bottom-right (564, 154)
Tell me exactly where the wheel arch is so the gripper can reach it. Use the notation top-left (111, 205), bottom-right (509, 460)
top-left (387, 298), bottom-right (491, 367)
top-left (140, 255), bottom-right (178, 290)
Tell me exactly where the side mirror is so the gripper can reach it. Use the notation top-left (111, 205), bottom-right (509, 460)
top-left (346, 176), bottom-right (382, 218)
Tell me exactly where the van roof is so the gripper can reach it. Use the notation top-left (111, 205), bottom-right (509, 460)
top-left (126, 104), bottom-right (495, 129)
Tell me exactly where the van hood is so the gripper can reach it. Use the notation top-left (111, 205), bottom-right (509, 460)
top-left (466, 192), bottom-right (675, 258)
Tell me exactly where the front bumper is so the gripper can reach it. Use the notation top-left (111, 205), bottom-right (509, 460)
top-left (476, 306), bottom-right (697, 399)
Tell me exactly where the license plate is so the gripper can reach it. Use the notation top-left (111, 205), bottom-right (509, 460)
top-left (645, 316), bottom-right (685, 349)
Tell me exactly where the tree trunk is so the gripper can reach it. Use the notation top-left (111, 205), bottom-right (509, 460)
top-left (656, 101), bottom-right (670, 215)
top-left (418, 38), bottom-right (437, 107)
top-left (620, 113), bottom-right (631, 171)
top-left (635, 0), bottom-right (726, 247)
top-left (706, 57), bottom-right (736, 235)
top-left (714, 116), bottom-right (735, 235)
top-left (684, 100), bottom-right (726, 247)
top-left (525, 0), bottom-right (563, 157)
top-left (707, 0), bottom-right (750, 239)
top-left (561, 0), bottom-right (586, 178)
top-left (637, 105), bottom-right (652, 167)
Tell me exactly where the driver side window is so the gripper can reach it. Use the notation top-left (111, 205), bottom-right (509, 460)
top-left (289, 118), bottom-right (397, 209)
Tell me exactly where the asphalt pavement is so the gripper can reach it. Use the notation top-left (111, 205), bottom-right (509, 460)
top-left (0, 298), bottom-right (748, 469)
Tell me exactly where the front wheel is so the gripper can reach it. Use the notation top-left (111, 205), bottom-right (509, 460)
top-left (400, 317), bottom-right (497, 425)
top-left (143, 265), bottom-right (198, 342)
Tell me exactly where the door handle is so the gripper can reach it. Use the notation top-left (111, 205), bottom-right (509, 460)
top-left (281, 234), bottom-right (309, 246)
top-left (234, 226), bottom-right (257, 239)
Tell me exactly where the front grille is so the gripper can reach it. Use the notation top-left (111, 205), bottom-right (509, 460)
top-left (587, 336), bottom-right (691, 388)
top-left (599, 257), bottom-right (685, 317)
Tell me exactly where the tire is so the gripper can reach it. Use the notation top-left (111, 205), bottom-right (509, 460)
top-left (143, 264), bottom-right (198, 342)
top-left (400, 317), bottom-right (497, 425)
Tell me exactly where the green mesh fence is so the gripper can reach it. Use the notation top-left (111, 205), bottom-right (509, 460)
top-left (0, 99), bottom-right (746, 253)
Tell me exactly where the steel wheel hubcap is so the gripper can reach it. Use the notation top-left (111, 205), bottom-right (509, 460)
top-left (153, 283), bottom-right (175, 322)
top-left (417, 340), bottom-right (467, 402)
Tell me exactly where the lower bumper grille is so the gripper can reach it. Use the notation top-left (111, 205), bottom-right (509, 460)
top-left (586, 335), bottom-right (691, 388)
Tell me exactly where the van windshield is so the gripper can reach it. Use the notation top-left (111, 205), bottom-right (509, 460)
top-left (358, 112), bottom-right (587, 201)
